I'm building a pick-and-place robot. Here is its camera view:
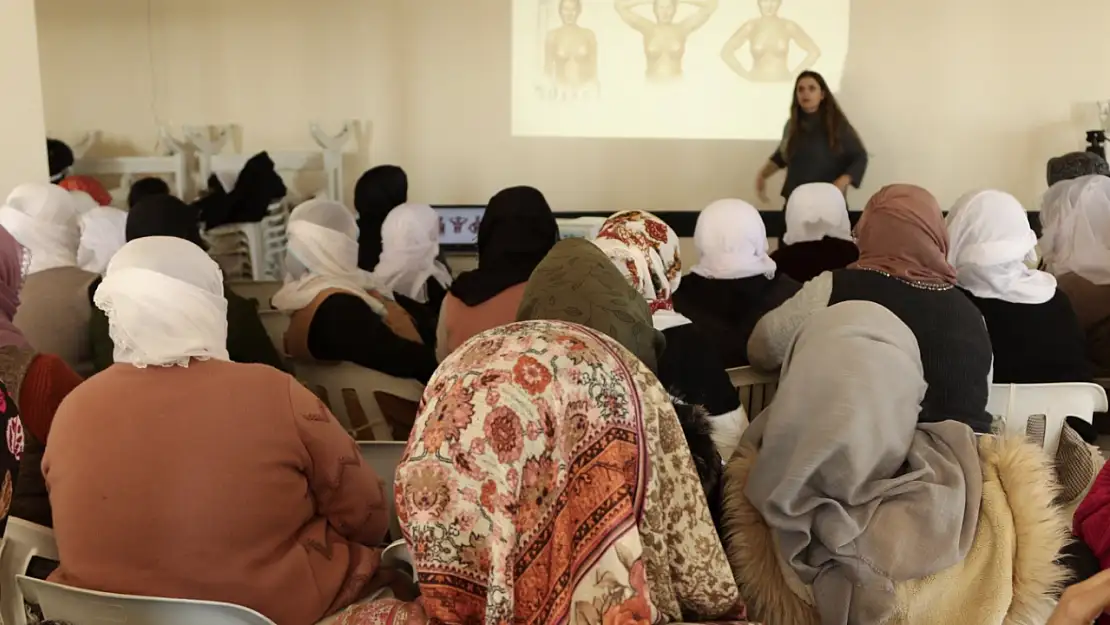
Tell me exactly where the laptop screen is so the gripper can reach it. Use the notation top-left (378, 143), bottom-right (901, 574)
top-left (434, 206), bottom-right (485, 250)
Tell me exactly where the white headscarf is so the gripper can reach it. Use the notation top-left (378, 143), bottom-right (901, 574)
top-left (371, 203), bottom-right (452, 302)
top-left (272, 199), bottom-right (389, 316)
top-left (783, 182), bottom-right (853, 245)
top-left (77, 206), bottom-right (128, 275)
top-left (0, 182), bottom-right (81, 274)
top-left (94, 236), bottom-right (229, 368)
top-left (690, 198), bottom-right (777, 280)
top-left (946, 190), bottom-right (1056, 304)
top-left (1039, 175), bottom-right (1110, 285)
top-left (68, 190), bottom-right (100, 215)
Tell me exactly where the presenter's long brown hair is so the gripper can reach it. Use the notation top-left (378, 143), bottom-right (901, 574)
top-left (783, 70), bottom-right (851, 160)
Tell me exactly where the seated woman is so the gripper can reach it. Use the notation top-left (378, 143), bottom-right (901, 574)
top-left (127, 177), bottom-right (171, 209)
top-left (0, 183), bottom-right (98, 377)
top-left (771, 182), bottom-right (859, 283)
top-left (0, 226), bottom-right (83, 530)
top-left (436, 186), bottom-right (559, 361)
top-left (1047, 151), bottom-right (1110, 187)
top-left (335, 319), bottom-right (746, 625)
top-left (726, 301), bottom-right (1066, 625)
top-left (947, 189), bottom-right (1089, 383)
top-left (594, 211), bottom-right (746, 456)
top-left (45, 236), bottom-right (391, 625)
top-left (355, 165), bottom-right (409, 271)
top-left (518, 238), bottom-right (726, 512)
top-left (371, 202), bottom-right (453, 310)
top-left (1039, 175), bottom-right (1110, 376)
top-left (275, 199), bottom-right (437, 382)
top-left (749, 184), bottom-right (993, 433)
top-left (88, 195), bottom-right (285, 373)
top-left (673, 199), bottom-right (799, 368)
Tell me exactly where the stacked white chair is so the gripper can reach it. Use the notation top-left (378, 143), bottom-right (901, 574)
top-left (206, 202), bottom-right (290, 282)
top-left (0, 518), bottom-right (59, 625)
top-left (986, 383), bottom-right (1108, 456)
top-left (726, 366), bottom-right (779, 419)
top-left (293, 361), bottom-right (425, 442)
top-left (257, 311), bottom-right (291, 355)
top-left (15, 575), bottom-right (276, 625)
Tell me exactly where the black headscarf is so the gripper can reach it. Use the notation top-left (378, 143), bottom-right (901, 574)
top-left (126, 195), bottom-right (207, 249)
top-left (354, 165), bottom-right (408, 271)
top-left (46, 139), bottom-right (74, 183)
top-left (127, 177), bottom-right (171, 209)
top-left (195, 151), bottom-right (287, 230)
top-left (449, 186), bottom-right (559, 307)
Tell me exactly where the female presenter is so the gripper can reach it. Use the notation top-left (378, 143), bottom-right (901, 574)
top-left (755, 71), bottom-right (868, 204)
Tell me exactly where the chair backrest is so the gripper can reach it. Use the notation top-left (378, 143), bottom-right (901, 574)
top-left (359, 442), bottom-right (407, 543)
top-left (257, 311), bottom-right (291, 355)
top-left (986, 383), bottom-right (1109, 456)
top-left (726, 367), bottom-right (779, 419)
top-left (226, 280), bottom-right (282, 309)
top-left (1, 518), bottom-right (59, 625)
top-left (16, 575), bottom-right (276, 625)
top-left (293, 361), bottom-right (424, 441)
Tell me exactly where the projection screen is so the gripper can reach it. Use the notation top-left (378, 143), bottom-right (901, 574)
top-left (511, 0), bottom-right (850, 140)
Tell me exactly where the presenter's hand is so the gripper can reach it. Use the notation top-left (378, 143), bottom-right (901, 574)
top-left (833, 175), bottom-right (852, 194)
top-left (1049, 568), bottom-right (1110, 625)
top-left (756, 175), bottom-right (769, 203)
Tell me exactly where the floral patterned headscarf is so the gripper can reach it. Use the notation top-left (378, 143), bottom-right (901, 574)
top-left (344, 320), bottom-right (743, 625)
top-left (594, 211), bottom-right (692, 331)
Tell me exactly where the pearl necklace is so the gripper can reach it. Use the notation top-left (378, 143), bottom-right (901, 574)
top-left (859, 267), bottom-right (954, 292)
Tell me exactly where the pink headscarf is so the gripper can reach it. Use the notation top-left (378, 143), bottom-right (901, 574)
top-left (0, 226), bottom-right (30, 349)
top-left (851, 184), bottom-right (957, 285)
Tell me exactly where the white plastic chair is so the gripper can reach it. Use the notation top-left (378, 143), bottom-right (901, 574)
top-left (0, 518), bottom-right (59, 625)
top-left (293, 361), bottom-right (425, 441)
top-left (987, 383), bottom-right (1109, 456)
top-left (359, 442), bottom-right (408, 543)
top-left (726, 366), bottom-right (779, 419)
top-left (257, 311), bottom-right (291, 355)
top-left (227, 280), bottom-right (282, 309)
top-left (16, 575), bottom-right (276, 625)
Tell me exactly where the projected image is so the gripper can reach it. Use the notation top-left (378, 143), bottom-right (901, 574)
top-left (511, 0), bottom-right (849, 140)
top-left (545, 0), bottom-right (600, 97)
top-left (720, 0), bottom-right (821, 83)
top-left (613, 0), bottom-right (719, 82)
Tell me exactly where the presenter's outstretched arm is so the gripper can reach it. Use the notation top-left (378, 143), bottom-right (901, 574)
top-left (786, 22), bottom-right (821, 74)
top-left (756, 160), bottom-right (782, 203)
top-left (720, 22), bottom-right (755, 79)
top-left (615, 0), bottom-right (655, 32)
top-left (839, 125), bottom-right (869, 192)
top-left (677, 0), bottom-right (719, 34)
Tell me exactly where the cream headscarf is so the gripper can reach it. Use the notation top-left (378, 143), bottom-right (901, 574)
top-left (0, 182), bottom-right (81, 274)
top-left (94, 236), bottom-right (229, 368)
top-left (77, 206), bottom-right (129, 275)
top-left (1039, 174), bottom-right (1110, 285)
top-left (371, 203), bottom-right (451, 302)
top-left (690, 199), bottom-right (776, 280)
top-left (272, 199), bottom-right (389, 316)
top-left (946, 189), bottom-right (1055, 304)
top-left (783, 182), bottom-right (853, 245)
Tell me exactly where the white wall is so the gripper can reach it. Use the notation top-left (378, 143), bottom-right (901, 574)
top-left (35, 0), bottom-right (1110, 211)
top-left (0, 0), bottom-right (48, 199)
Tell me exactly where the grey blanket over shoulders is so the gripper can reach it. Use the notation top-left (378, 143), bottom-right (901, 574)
top-left (741, 301), bottom-right (982, 625)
